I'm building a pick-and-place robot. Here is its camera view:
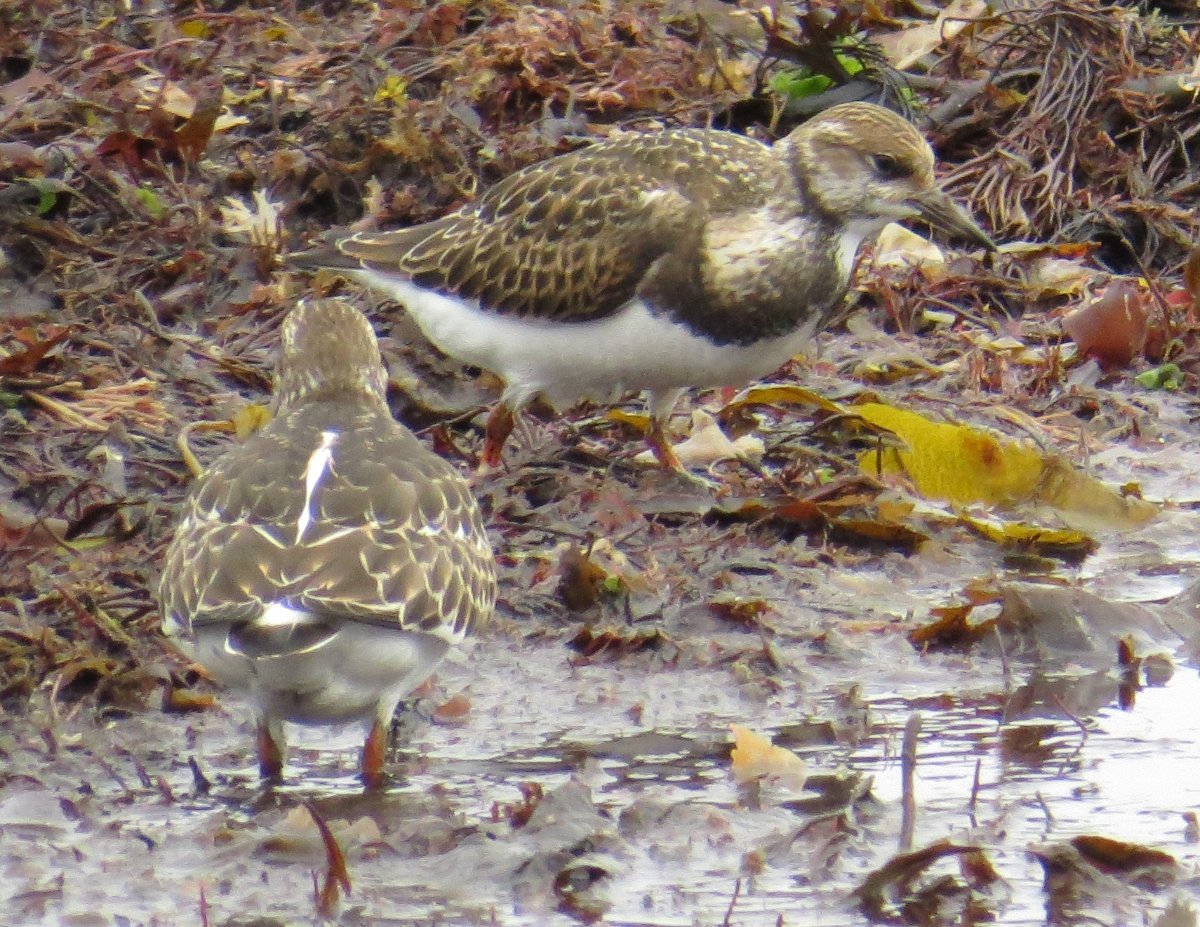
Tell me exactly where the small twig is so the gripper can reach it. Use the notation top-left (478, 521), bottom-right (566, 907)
top-left (1052, 693), bottom-right (1090, 779)
top-left (968, 755), bottom-right (983, 824)
top-left (188, 756), bottom-right (212, 796)
top-left (1034, 790), bottom-right (1054, 830)
top-left (899, 711), bottom-right (922, 851)
top-left (721, 878), bottom-right (742, 927)
top-left (199, 883), bottom-right (210, 927)
top-left (992, 623), bottom-right (1012, 696)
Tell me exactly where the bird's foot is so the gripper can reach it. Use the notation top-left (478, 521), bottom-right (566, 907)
top-left (644, 418), bottom-right (720, 489)
top-left (256, 721), bottom-right (286, 784)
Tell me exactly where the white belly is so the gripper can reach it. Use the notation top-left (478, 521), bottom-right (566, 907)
top-left (192, 614), bottom-right (450, 725)
top-left (359, 273), bottom-right (820, 411)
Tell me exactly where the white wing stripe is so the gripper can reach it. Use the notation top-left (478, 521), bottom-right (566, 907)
top-left (296, 430), bottom-right (338, 544)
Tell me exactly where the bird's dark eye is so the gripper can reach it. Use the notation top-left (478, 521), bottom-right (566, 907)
top-left (871, 154), bottom-right (909, 179)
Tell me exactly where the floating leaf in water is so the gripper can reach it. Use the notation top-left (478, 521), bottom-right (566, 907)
top-left (910, 595), bottom-right (1001, 651)
top-left (959, 514), bottom-right (1096, 561)
top-left (855, 840), bottom-right (999, 923)
top-left (729, 724), bottom-right (806, 791)
top-left (856, 402), bottom-right (1043, 507)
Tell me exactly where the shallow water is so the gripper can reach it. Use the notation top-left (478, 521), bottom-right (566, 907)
top-left (2, 625), bottom-right (1198, 925)
top-left (4, 408), bottom-right (1200, 926)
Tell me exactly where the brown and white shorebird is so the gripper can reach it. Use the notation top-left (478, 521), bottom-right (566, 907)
top-left (158, 298), bottom-right (496, 789)
top-left (291, 102), bottom-right (994, 471)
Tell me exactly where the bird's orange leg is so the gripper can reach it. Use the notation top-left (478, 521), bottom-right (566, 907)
top-left (481, 403), bottom-right (516, 471)
top-left (360, 718), bottom-right (388, 792)
top-left (256, 721), bottom-right (285, 782)
top-left (645, 415), bottom-right (686, 474)
top-left (641, 388), bottom-right (689, 474)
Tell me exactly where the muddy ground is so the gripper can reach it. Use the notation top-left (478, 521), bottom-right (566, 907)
top-left (3, 1), bottom-right (1200, 925)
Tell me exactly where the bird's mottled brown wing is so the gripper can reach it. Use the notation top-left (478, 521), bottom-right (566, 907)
top-left (159, 402), bottom-right (496, 644)
top-left (297, 129), bottom-right (788, 323)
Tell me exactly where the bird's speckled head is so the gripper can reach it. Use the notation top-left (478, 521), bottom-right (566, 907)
top-left (781, 102), bottom-right (994, 249)
top-left (274, 299), bottom-right (388, 413)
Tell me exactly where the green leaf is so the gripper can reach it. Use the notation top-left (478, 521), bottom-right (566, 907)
top-left (1135, 363), bottom-right (1183, 390)
top-left (600, 576), bottom-right (624, 596)
top-left (35, 184), bottom-right (57, 215)
top-left (135, 186), bottom-right (166, 219)
top-left (769, 70), bottom-right (833, 100)
top-left (768, 37), bottom-right (915, 104)
top-left (834, 51), bottom-right (865, 77)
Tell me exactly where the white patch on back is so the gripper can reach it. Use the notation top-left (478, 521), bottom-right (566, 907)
top-left (259, 601), bottom-right (308, 628)
top-left (296, 430), bottom-right (338, 544)
top-left (356, 272), bottom-right (822, 412)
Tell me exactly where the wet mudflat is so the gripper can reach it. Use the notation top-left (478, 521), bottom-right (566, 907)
top-left (4, 407), bottom-right (1200, 925)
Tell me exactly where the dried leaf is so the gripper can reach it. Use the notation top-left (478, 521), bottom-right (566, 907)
top-left (557, 545), bottom-right (609, 611)
top-left (872, 222), bottom-right (947, 269)
top-left (95, 130), bottom-right (163, 174)
top-left (492, 782), bottom-right (544, 828)
top-left (305, 801), bottom-right (352, 917)
top-left (909, 601), bottom-right (999, 650)
top-left (769, 497), bottom-right (826, 527)
top-left (1182, 247), bottom-right (1200, 316)
top-left (721, 383), bottom-right (845, 417)
top-left (729, 724), bottom-right (806, 790)
top-left (959, 514), bottom-right (1097, 561)
top-left (1063, 279), bottom-right (1154, 367)
top-left (164, 687), bottom-right (217, 713)
top-left (709, 594), bottom-right (773, 629)
top-left (829, 517), bottom-right (929, 551)
top-left (876, 0), bottom-right (989, 69)
top-left (566, 626), bottom-right (668, 659)
top-left (0, 326), bottom-right (69, 375)
top-left (855, 841), bottom-right (998, 921)
top-left (432, 692), bottom-right (472, 723)
top-left (634, 410), bottom-right (763, 468)
top-left (174, 88), bottom-right (223, 164)
top-left (62, 502), bottom-right (127, 542)
top-left (1071, 834), bottom-right (1177, 876)
top-left (1027, 255), bottom-right (1093, 298)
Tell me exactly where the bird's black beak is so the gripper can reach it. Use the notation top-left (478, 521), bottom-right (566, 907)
top-left (908, 189), bottom-right (996, 251)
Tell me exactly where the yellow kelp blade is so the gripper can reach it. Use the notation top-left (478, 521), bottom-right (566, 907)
top-left (855, 402), bottom-right (1156, 530)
